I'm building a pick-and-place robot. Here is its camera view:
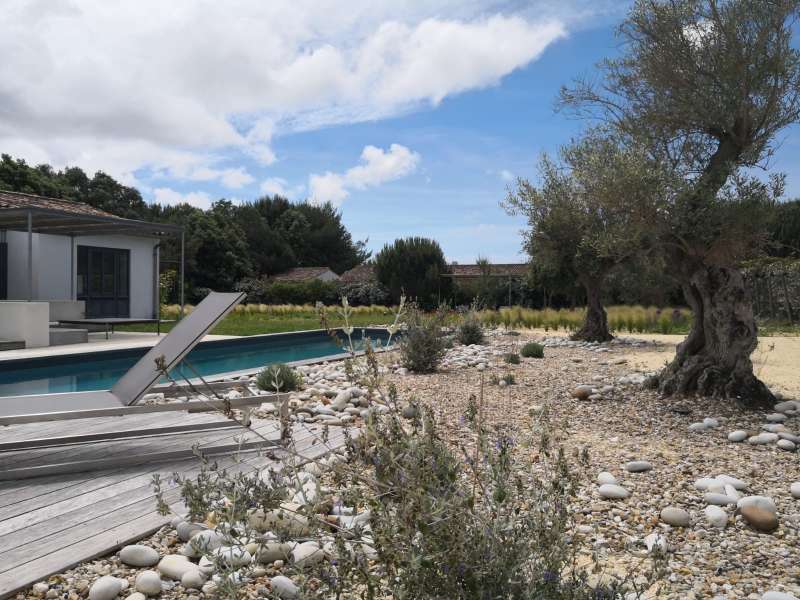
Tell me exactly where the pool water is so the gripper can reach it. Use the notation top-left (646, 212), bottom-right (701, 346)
top-left (0, 329), bottom-right (391, 397)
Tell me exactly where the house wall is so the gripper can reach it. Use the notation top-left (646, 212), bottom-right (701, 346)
top-left (4, 231), bottom-right (158, 318)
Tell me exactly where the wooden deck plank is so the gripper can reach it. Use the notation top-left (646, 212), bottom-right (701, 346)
top-left (0, 413), bottom-right (226, 468)
top-left (0, 421), bottom-right (282, 518)
top-left (0, 420), bottom-right (348, 599)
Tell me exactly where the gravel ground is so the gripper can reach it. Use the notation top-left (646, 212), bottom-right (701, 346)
top-left (387, 331), bottom-right (800, 600)
top-left (19, 329), bottom-right (800, 600)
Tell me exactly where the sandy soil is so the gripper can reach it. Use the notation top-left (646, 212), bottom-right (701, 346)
top-left (518, 329), bottom-right (800, 399)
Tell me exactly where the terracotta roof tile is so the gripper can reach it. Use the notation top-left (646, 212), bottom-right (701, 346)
top-left (0, 189), bottom-right (117, 218)
top-left (271, 267), bottom-right (338, 282)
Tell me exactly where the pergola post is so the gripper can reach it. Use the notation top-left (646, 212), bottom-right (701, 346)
top-left (26, 210), bottom-right (32, 301)
top-left (179, 230), bottom-right (185, 318)
top-left (153, 243), bottom-right (160, 320)
top-left (70, 234), bottom-right (75, 300)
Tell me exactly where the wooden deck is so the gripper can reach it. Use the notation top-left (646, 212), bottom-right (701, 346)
top-left (0, 412), bottom-right (345, 598)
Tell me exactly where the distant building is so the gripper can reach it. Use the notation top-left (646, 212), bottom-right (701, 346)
top-left (271, 266), bottom-right (340, 283)
top-left (442, 263), bottom-right (529, 283)
top-left (339, 263), bottom-right (376, 284)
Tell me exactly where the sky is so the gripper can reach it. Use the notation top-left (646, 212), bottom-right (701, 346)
top-left (2, 0), bottom-right (799, 264)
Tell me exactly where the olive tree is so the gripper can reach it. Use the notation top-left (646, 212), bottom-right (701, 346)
top-left (560, 0), bottom-right (800, 406)
top-left (505, 130), bottom-right (667, 342)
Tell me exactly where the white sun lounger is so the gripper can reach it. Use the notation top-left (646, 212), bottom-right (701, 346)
top-left (0, 292), bottom-right (287, 465)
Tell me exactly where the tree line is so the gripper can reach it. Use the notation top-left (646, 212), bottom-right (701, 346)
top-left (0, 154), bottom-right (368, 302)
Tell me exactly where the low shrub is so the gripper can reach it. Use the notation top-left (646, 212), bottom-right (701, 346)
top-left (521, 342), bottom-right (545, 359)
top-left (236, 277), bottom-right (341, 305)
top-left (340, 281), bottom-right (391, 306)
top-left (457, 311), bottom-right (485, 345)
top-left (399, 305), bottom-right (448, 373)
top-left (502, 373), bottom-right (516, 385)
top-left (504, 352), bottom-right (521, 364)
top-left (255, 363), bottom-right (302, 392)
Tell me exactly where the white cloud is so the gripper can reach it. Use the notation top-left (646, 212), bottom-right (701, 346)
top-left (499, 169), bottom-right (514, 182)
top-left (309, 144), bottom-right (420, 205)
top-left (153, 187), bottom-right (213, 210)
top-left (260, 177), bottom-right (288, 196)
top-left (0, 1), bottom-right (571, 185)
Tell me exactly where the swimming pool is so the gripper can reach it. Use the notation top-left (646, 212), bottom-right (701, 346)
top-left (0, 328), bottom-right (391, 397)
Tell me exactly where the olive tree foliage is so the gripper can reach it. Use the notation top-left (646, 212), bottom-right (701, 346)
top-left (560, 0), bottom-right (800, 406)
top-left (505, 129), bottom-right (668, 342)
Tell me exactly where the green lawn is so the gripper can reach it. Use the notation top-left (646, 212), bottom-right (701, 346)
top-left (117, 310), bottom-right (393, 336)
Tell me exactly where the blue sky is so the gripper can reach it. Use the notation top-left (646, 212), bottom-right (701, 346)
top-left (2, 1), bottom-right (798, 265)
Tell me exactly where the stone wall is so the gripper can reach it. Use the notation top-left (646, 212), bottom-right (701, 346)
top-left (743, 259), bottom-right (800, 323)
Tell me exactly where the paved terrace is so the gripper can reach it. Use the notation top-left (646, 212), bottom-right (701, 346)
top-left (0, 331), bottom-right (237, 362)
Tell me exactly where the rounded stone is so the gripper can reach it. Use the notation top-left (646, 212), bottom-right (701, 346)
top-left (777, 439), bottom-right (796, 451)
top-left (716, 475), bottom-right (747, 490)
top-left (176, 521), bottom-right (205, 542)
top-left (210, 545), bottom-right (252, 568)
top-left (737, 495), bottom-right (777, 514)
top-left (597, 471), bottom-right (617, 486)
top-left (571, 385), bottom-right (593, 401)
top-left (740, 504), bottom-right (779, 533)
top-left (270, 575), bottom-right (299, 599)
top-left (624, 460), bottom-right (652, 473)
top-left (727, 430), bottom-right (748, 442)
top-left (791, 482), bottom-right (800, 499)
top-left (134, 571), bottom-right (162, 596)
top-left (89, 576), bottom-right (125, 600)
top-left (291, 541), bottom-right (324, 568)
top-left (598, 484), bottom-right (630, 499)
top-left (660, 506), bottom-right (690, 527)
top-left (181, 570), bottom-right (206, 590)
top-left (119, 545), bottom-right (159, 568)
top-left (704, 493), bottom-right (737, 506)
top-left (157, 554), bottom-right (201, 581)
top-left (762, 592), bottom-right (800, 600)
top-left (255, 542), bottom-right (293, 564)
top-left (124, 594), bottom-right (146, 600)
top-left (32, 583), bottom-right (49, 596)
top-left (704, 505), bottom-right (728, 529)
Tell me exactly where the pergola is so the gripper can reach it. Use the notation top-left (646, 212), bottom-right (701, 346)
top-left (0, 190), bottom-right (185, 315)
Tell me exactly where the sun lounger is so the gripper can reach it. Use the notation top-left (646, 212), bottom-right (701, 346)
top-left (0, 292), bottom-right (287, 469)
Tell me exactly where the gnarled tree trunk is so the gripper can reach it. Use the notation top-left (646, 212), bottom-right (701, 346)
top-left (653, 265), bottom-right (775, 408)
top-left (571, 280), bottom-right (612, 343)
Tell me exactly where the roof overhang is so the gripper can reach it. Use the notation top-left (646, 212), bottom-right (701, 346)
top-left (0, 207), bottom-right (182, 238)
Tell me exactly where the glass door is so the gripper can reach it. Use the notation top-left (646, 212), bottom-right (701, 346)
top-left (77, 246), bottom-right (130, 317)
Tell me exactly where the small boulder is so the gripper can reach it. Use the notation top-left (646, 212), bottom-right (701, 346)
top-left (89, 576), bottom-right (125, 600)
top-left (762, 592), bottom-right (800, 600)
top-left (777, 439), bottom-right (796, 451)
top-left (134, 571), bottom-right (162, 596)
top-left (704, 493), bottom-right (737, 506)
top-left (571, 385), bottom-right (593, 401)
top-left (181, 570), bottom-right (207, 590)
top-left (791, 482), bottom-right (800, 499)
top-left (270, 575), bottom-right (299, 599)
top-left (291, 541), bottom-right (324, 568)
top-left (737, 495), bottom-right (777, 514)
top-left (598, 484), bottom-right (630, 499)
top-left (120, 545), bottom-right (159, 568)
top-left (660, 506), bottom-right (690, 527)
top-left (624, 460), bottom-right (653, 473)
top-left (704, 505), bottom-right (728, 529)
top-left (157, 554), bottom-right (201, 581)
top-left (727, 430), bottom-right (749, 442)
top-left (597, 471), bottom-right (617, 486)
top-left (740, 504), bottom-right (779, 533)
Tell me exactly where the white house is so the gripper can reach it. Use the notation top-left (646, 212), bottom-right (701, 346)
top-left (0, 190), bottom-right (183, 347)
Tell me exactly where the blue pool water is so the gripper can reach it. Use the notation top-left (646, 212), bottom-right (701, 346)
top-left (0, 329), bottom-right (391, 397)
